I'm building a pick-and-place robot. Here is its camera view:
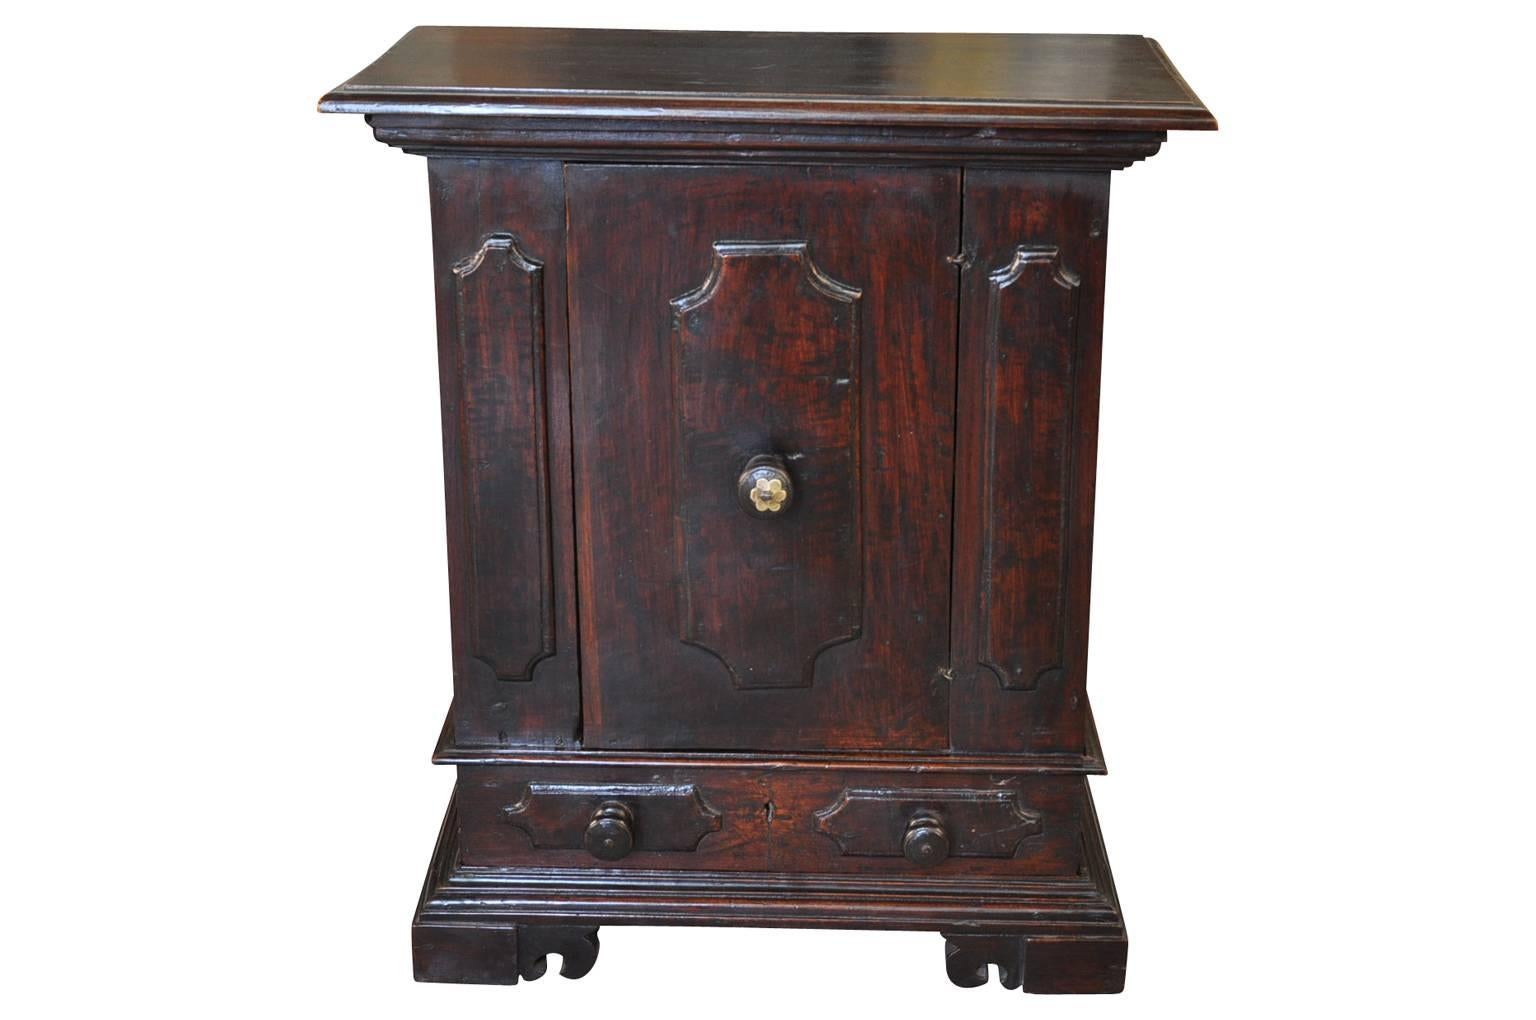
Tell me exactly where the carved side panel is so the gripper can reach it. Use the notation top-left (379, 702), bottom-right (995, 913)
top-left (671, 242), bottom-right (864, 689)
top-left (501, 782), bottom-right (723, 853)
top-left (452, 233), bottom-right (555, 682)
top-left (978, 246), bottom-right (1082, 691)
top-left (948, 170), bottom-right (1110, 754)
top-left (430, 159), bottom-right (580, 748)
top-left (814, 787), bottom-right (1043, 858)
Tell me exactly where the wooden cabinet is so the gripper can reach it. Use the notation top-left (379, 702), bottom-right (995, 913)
top-left (322, 26), bottom-right (1214, 994)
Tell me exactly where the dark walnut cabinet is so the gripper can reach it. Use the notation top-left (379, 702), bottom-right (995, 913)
top-left (321, 26), bottom-right (1214, 994)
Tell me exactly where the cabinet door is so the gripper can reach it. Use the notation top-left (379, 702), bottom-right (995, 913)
top-left (948, 171), bottom-right (1111, 754)
top-left (568, 165), bottom-right (959, 751)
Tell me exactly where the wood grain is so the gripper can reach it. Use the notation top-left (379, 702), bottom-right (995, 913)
top-left (500, 781), bottom-right (722, 855)
top-left (567, 164), bottom-right (958, 751)
top-left (324, 27), bottom-right (1217, 994)
top-left (672, 242), bottom-right (863, 689)
top-left (452, 768), bottom-right (1093, 880)
top-left (321, 27), bottom-right (1215, 131)
top-left (450, 233), bottom-right (554, 683)
top-left (813, 786), bottom-right (1044, 860)
top-left (976, 244), bottom-right (1082, 693)
top-left (949, 171), bottom-right (1111, 754)
top-left (428, 159), bottom-right (582, 748)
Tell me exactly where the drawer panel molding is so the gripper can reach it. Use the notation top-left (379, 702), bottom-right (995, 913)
top-left (814, 787), bottom-right (1043, 861)
top-left (502, 782), bottom-right (723, 855)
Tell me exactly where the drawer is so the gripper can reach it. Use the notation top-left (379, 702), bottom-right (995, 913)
top-left (454, 765), bottom-right (1088, 877)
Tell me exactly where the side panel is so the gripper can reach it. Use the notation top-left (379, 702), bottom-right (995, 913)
top-left (429, 159), bottom-right (581, 747)
top-left (949, 171), bottom-right (1111, 753)
top-left (567, 164), bottom-right (959, 751)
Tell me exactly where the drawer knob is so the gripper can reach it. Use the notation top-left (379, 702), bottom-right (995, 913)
top-left (737, 455), bottom-right (794, 517)
top-left (583, 801), bottom-right (635, 861)
top-left (903, 813), bottom-right (950, 867)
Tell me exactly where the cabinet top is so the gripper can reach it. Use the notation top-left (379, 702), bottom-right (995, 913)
top-left (319, 26), bottom-right (1215, 131)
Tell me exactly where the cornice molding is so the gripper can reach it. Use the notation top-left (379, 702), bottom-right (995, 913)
top-left (365, 114), bottom-right (1165, 169)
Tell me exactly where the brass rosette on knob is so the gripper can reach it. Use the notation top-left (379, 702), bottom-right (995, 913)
top-left (736, 454), bottom-right (794, 518)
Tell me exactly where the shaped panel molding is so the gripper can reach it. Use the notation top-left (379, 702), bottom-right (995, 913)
top-left (501, 782), bottom-right (723, 854)
top-left (451, 232), bottom-right (556, 682)
top-left (814, 787), bottom-right (1044, 859)
top-left (670, 241), bottom-right (865, 689)
top-left (978, 245), bottom-right (1082, 691)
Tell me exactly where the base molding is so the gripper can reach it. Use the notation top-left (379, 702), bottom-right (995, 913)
top-left (412, 781), bottom-right (1127, 991)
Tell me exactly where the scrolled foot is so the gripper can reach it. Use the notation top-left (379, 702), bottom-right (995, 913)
top-left (942, 933), bottom-right (1126, 994)
top-left (517, 925), bottom-right (601, 981)
top-left (944, 934), bottom-right (1023, 989)
top-left (412, 923), bottom-right (601, 984)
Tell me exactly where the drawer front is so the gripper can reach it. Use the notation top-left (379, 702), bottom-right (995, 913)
top-left (566, 164), bottom-right (960, 752)
top-left (454, 766), bottom-right (1087, 877)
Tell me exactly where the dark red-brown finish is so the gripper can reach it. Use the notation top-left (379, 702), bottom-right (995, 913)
top-left (567, 165), bottom-right (958, 751)
top-left (322, 24), bottom-right (1215, 997)
top-left (814, 786), bottom-right (1043, 862)
top-left (949, 171), bottom-right (1112, 754)
top-left (428, 160), bottom-right (581, 748)
top-left (673, 243), bottom-right (862, 690)
top-left (945, 931), bottom-right (1128, 993)
top-left (453, 764), bottom-right (1086, 878)
top-left (320, 27), bottom-right (1215, 132)
top-left (499, 781), bottom-right (722, 857)
top-left (451, 233), bottom-right (552, 683)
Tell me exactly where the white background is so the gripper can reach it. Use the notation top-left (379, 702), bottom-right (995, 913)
top-left (4, 2), bottom-right (1532, 1016)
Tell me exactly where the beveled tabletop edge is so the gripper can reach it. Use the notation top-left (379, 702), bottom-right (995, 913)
top-left (1144, 37), bottom-right (1217, 129)
top-left (318, 27), bottom-right (1216, 132)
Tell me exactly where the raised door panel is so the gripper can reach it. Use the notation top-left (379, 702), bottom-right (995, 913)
top-left (568, 165), bottom-right (959, 750)
top-left (429, 159), bottom-right (582, 747)
top-left (949, 171), bottom-right (1111, 753)
top-left (674, 242), bottom-right (864, 689)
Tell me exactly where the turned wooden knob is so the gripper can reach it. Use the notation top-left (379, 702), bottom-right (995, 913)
top-left (583, 801), bottom-right (635, 861)
top-left (903, 813), bottom-right (950, 867)
top-left (737, 454), bottom-right (793, 517)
